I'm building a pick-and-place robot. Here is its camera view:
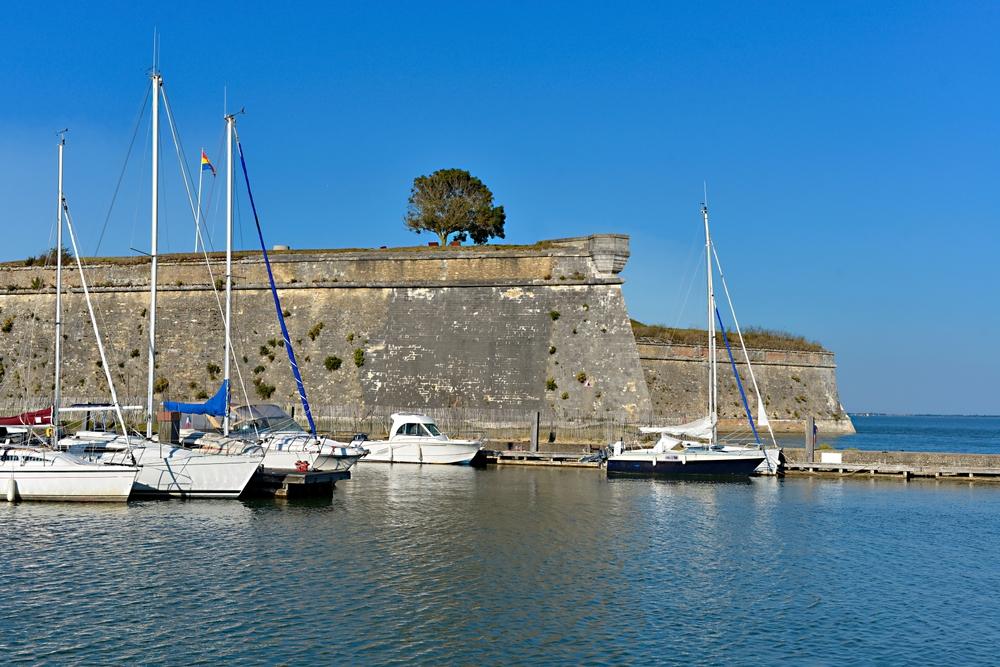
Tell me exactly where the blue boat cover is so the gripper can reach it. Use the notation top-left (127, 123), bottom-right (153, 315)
top-left (164, 380), bottom-right (228, 416)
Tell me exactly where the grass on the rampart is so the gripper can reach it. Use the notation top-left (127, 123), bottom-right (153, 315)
top-left (0, 240), bottom-right (561, 268)
top-left (631, 319), bottom-right (825, 352)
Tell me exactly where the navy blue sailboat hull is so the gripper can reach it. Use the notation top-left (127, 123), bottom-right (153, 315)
top-left (607, 455), bottom-right (764, 478)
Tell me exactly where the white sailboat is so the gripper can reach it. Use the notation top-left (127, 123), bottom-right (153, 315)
top-left (1, 438), bottom-right (137, 503)
top-left (57, 70), bottom-right (262, 498)
top-left (0, 135), bottom-right (139, 503)
top-left (168, 114), bottom-right (366, 473)
top-left (607, 203), bottom-right (770, 478)
top-left (362, 413), bottom-right (482, 465)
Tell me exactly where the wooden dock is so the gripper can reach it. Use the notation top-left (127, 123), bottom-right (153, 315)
top-left (483, 450), bottom-right (601, 468)
top-left (247, 468), bottom-right (352, 498)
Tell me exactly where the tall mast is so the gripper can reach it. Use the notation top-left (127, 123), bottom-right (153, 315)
top-left (223, 113), bottom-right (235, 435)
top-left (702, 203), bottom-right (717, 444)
top-left (53, 132), bottom-right (66, 422)
top-left (146, 71), bottom-right (162, 439)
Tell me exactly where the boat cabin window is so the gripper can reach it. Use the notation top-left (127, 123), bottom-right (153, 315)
top-left (424, 423), bottom-right (441, 436)
top-left (400, 423), bottom-right (426, 436)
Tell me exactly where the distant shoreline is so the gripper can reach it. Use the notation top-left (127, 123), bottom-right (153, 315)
top-left (850, 413), bottom-right (1000, 418)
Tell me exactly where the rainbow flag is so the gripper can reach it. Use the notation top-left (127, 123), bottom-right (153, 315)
top-left (201, 150), bottom-right (216, 176)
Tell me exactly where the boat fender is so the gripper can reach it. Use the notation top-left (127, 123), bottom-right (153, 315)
top-left (6, 479), bottom-right (17, 502)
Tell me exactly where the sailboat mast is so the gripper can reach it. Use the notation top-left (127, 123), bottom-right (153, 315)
top-left (702, 204), bottom-right (717, 443)
top-left (223, 114), bottom-right (235, 436)
top-left (146, 72), bottom-right (162, 439)
top-left (53, 133), bottom-right (65, 423)
top-left (194, 146), bottom-right (204, 253)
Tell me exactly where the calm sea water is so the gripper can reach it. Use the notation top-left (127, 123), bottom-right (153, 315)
top-left (3, 461), bottom-right (999, 665)
top-left (777, 414), bottom-right (1000, 455)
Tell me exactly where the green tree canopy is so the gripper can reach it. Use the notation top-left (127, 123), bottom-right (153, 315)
top-left (404, 168), bottom-right (506, 245)
top-left (24, 246), bottom-right (73, 267)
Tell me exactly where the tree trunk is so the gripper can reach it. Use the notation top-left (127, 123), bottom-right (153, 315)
top-left (437, 230), bottom-right (449, 245)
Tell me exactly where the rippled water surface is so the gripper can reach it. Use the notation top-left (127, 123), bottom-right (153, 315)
top-left (3, 465), bottom-right (999, 665)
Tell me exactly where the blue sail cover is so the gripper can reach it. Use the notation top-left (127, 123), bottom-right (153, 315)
top-left (164, 380), bottom-right (229, 416)
top-left (236, 139), bottom-right (318, 437)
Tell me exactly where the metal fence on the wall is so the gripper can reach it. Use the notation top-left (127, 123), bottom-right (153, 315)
top-left (2, 396), bottom-right (687, 449)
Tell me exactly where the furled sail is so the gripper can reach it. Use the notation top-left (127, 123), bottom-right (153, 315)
top-left (236, 139), bottom-right (317, 437)
top-left (0, 407), bottom-right (53, 426)
top-left (164, 380), bottom-right (229, 416)
top-left (640, 415), bottom-right (717, 440)
top-left (716, 306), bottom-right (761, 444)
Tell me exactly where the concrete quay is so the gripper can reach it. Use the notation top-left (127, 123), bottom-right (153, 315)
top-left (781, 447), bottom-right (1000, 482)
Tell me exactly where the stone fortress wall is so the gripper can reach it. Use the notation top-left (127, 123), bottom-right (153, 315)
top-left (0, 234), bottom-right (852, 434)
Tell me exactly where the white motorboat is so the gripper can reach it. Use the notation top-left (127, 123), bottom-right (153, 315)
top-left (179, 405), bottom-right (367, 473)
top-left (59, 430), bottom-right (262, 499)
top-left (362, 413), bottom-right (481, 465)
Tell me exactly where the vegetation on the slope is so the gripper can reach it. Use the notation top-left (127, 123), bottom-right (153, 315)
top-left (631, 319), bottom-right (825, 352)
top-left (22, 246), bottom-right (73, 267)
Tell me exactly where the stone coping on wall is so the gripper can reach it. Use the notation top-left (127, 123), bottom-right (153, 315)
top-left (636, 340), bottom-right (836, 368)
top-left (0, 234), bottom-right (631, 290)
top-left (5, 279), bottom-right (625, 295)
top-left (0, 234), bottom-right (627, 270)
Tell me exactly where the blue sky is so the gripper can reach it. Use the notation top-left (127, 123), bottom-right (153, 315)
top-left (1, 1), bottom-right (997, 414)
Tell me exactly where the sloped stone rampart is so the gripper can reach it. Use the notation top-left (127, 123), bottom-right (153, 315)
top-left (0, 234), bottom-right (850, 432)
top-left (0, 236), bottom-right (649, 417)
top-left (637, 340), bottom-right (854, 433)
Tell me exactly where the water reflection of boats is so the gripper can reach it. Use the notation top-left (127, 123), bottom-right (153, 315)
top-left (362, 414), bottom-right (481, 465)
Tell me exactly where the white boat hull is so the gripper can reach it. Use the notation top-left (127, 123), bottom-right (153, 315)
top-left (61, 436), bottom-right (262, 498)
top-left (719, 446), bottom-right (782, 474)
top-left (1, 465), bottom-right (138, 502)
top-left (259, 434), bottom-right (368, 472)
top-left (362, 439), bottom-right (480, 465)
top-left (1, 446), bottom-right (138, 502)
top-left (261, 449), bottom-right (365, 473)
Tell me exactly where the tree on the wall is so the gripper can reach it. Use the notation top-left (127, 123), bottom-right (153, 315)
top-left (404, 168), bottom-right (506, 245)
